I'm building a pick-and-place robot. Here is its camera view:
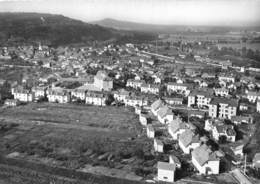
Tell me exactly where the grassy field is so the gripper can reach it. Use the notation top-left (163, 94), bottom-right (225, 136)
top-left (0, 103), bottom-right (155, 181)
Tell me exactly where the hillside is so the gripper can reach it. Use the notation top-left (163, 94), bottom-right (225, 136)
top-left (92, 18), bottom-right (260, 34)
top-left (0, 13), bottom-right (156, 46)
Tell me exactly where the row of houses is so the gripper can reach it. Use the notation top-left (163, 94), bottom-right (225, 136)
top-left (11, 86), bottom-right (108, 106)
top-left (138, 99), bottom-right (226, 183)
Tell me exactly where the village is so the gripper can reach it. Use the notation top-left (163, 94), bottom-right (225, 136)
top-left (0, 39), bottom-right (260, 184)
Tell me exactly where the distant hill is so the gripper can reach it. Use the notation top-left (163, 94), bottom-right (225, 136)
top-left (0, 13), bottom-right (156, 46)
top-left (92, 18), bottom-right (260, 34)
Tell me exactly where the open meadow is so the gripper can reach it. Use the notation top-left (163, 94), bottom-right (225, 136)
top-left (0, 103), bottom-right (155, 182)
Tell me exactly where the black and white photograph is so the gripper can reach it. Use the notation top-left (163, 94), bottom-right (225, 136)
top-left (0, 0), bottom-right (260, 183)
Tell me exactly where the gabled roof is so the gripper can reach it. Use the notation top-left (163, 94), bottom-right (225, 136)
top-left (210, 97), bottom-right (238, 107)
top-left (179, 129), bottom-right (200, 147)
top-left (192, 144), bottom-right (219, 166)
top-left (151, 99), bottom-right (164, 111)
top-left (168, 118), bottom-right (186, 134)
top-left (157, 162), bottom-right (176, 171)
top-left (157, 106), bottom-right (173, 119)
top-left (215, 124), bottom-right (236, 136)
top-left (189, 88), bottom-right (213, 97)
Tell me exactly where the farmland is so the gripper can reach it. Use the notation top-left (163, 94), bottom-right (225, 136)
top-left (0, 103), bottom-right (155, 182)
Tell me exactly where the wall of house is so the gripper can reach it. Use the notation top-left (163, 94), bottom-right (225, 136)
top-left (158, 169), bottom-right (174, 183)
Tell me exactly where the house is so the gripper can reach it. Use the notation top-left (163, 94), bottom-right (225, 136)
top-left (163, 97), bottom-right (183, 105)
top-left (71, 88), bottom-right (86, 101)
top-left (151, 99), bottom-right (165, 116)
top-left (4, 99), bottom-right (20, 106)
top-left (231, 144), bottom-right (244, 157)
top-left (140, 83), bottom-right (160, 94)
top-left (188, 89), bottom-right (213, 108)
top-left (113, 89), bottom-right (130, 102)
top-left (47, 89), bottom-right (70, 103)
top-left (231, 116), bottom-right (254, 125)
top-left (246, 91), bottom-right (260, 103)
top-left (166, 82), bottom-right (192, 96)
top-left (214, 88), bottom-right (229, 97)
top-left (178, 129), bottom-right (200, 154)
top-left (154, 138), bottom-right (164, 153)
top-left (94, 70), bottom-right (113, 91)
top-left (257, 100), bottom-right (260, 113)
top-left (191, 144), bottom-right (220, 175)
top-left (208, 98), bottom-right (238, 119)
top-left (253, 153), bottom-right (260, 168)
top-left (218, 74), bottom-right (235, 83)
top-left (239, 103), bottom-right (248, 111)
top-left (157, 162), bottom-right (175, 183)
top-left (147, 124), bottom-right (155, 138)
top-left (201, 73), bottom-right (216, 79)
top-left (168, 118), bottom-right (187, 140)
top-left (212, 124), bottom-right (236, 142)
top-left (188, 110), bottom-right (206, 119)
top-left (169, 154), bottom-right (181, 169)
top-left (139, 113), bottom-right (148, 126)
top-left (31, 86), bottom-right (47, 100)
top-left (126, 79), bottom-right (144, 89)
top-left (135, 106), bottom-right (142, 115)
top-left (12, 87), bottom-right (34, 102)
top-left (124, 95), bottom-right (148, 107)
top-left (85, 91), bottom-right (107, 106)
top-left (157, 106), bottom-right (174, 124)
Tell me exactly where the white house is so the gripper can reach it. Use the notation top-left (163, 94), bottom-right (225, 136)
top-left (140, 83), bottom-right (160, 94)
top-left (188, 89), bottom-right (213, 108)
top-left (208, 98), bottom-right (238, 119)
top-left (218, 74), bottom-right (235, 83)
top-left (205, 119), bottom-right (236, 142)
top-left (247, 91), bottom-right (260, 103)
top-left (166, 82), bottom-right (192, 96)
top-left (157, 106), bottom-right (174, 124)
top-left (231, 144), bottom-right (244, 157)
top-left (124, 96), bottom-right (148, 107)
top-left (71, 88), bottom-right (86, 101)
top-left (47, 89), bottom-right (70, 103)
top-left (164, 97), bottom-right (183, 105)
top-left (113, 89), bottom-right (130, 102)
top-left (192, 144), bottom-right (220, 175)
top-left (4, 99), bottom-right (20, 106)
top-left (212, 124), bottom-right (236, 142)
top-left (32, 86), bottom-right (46, 100)
top-left (168, 118), bottom-right (187, 140)
top-left (231, 116), bottom-right (254, 125)
top-left (126, 79), bottom-right (144, 89)
top-left (151, 99), bottom-right (165, 116)
top-left (139, 113), bottom-right (148, 126)
top-left (214, 88), bottom-right (229, 97)
top-left (85, 91), bottom-right (107, 106)
top-left (147, 124), bottom-right (155, 138)
top-left (154, 138), bottom-right (164, 153)
top-left (12, 87), bottom-right (34, 102)
top-left (178, 129), bottom-right (200, 154)
top-left (157, 162), bottom-right (175, 183)
top-left (257, 100), bottom-right (260, 113)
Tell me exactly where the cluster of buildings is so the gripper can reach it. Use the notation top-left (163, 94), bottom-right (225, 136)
top-left (1, 41), bottom-right (260, 183)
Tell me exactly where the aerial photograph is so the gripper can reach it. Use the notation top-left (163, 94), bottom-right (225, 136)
top-left (0, 0), bottom-right (260, 183)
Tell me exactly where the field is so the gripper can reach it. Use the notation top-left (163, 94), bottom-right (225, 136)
top-left (0, 103), bottom-right (155, 182)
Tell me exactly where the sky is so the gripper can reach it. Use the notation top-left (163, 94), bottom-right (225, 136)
top-left (0, 0), bottom-right (260, 26)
